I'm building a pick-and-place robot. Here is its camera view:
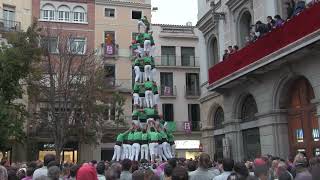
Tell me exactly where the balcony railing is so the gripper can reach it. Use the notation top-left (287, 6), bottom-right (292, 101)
top-left (102, 43), bottom-right (119, 58)
top-left (181, 56), bottom-right (199, 67)
top-left (191, 121), bottom-right (201, 131)
top-left (160, 55), bottom-right (176, 66)
top-left (159, 85), bottom-right (177, 97)
top-left (185, 87), bottom-right (201, 98)
top-left (208, 3), bottom-right (320, 88)
top-left (154, 56), bottom-right (200, 67)
top-left (0, 19), bottom-right (21, 32)
top-left (175, 121), bottom-right (201, 132)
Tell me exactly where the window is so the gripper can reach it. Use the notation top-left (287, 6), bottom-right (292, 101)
top-left (242, 128), bottom-right (261, 160)
top-left (162, 104), bottom-right (174, 121)
top-left (238, 11), bottom-right (252, 47)
top-left (160, 72), bottom-right (174, 96)
top-left (69, 38), bottom-right (86, 54)
top-left (132, 10), bottom-right (142, 19)
top-left (161, 46), bottom-right (176, 66)
top-left (214, 135), bottom-right (225, 161)
top-left (73, 6), bottom-right (86, 22)
top-left (105, 8), bottom-right (115, 17)
top-left (42, 4), bottom-right (55, 21)
top-left (41, 37), bottom-right (58, 54)
top-left (104, 31), bottom-right (116, 56)
top-left (240, 95), bottom-right (258, 122)
top-left (3, 5), bottom-right (15, 29)
top-left (186, 73), bottom-right (200, 96)
top-left (104, 64), bottom-right (115, 87)
top-left (214, 107), bottom-right (224, 129)
top-left (58, 5), bottom-right (70, 21)
top-left (181, 47), bottom-right (195, 66)
top-left (188, 104), bottom-right (200, 131)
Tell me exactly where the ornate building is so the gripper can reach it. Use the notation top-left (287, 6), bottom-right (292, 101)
top-left (197, 0), bottom-right (320, 161)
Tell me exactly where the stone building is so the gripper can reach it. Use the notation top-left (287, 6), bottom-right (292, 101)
top-left (197, 0), bottom-right (320, 161)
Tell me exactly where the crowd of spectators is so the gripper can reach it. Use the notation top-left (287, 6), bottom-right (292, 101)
top-left (1, 152), bottom-right (320, 180)
top-left (222, 0), bottom-right (319, 61)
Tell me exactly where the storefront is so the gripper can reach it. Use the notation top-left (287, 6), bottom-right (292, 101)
top-left (175, 140), bottom-right (202, 159)
top-left (38, 142), bottom-right (78, 163)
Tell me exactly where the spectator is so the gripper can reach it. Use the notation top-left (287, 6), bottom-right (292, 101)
top-left (293, 153), bottom-right (312, 180)
top-left (110, 162), bottom-right (122, 179)
top-left (309, 157), bottom-right (320, 180)
top-left (227, 173), bottom-right (241, 180)
top-left (76, 163), bottom-right (98, 180)
top-left (187, 160), bottom-right (197, 173)
top-left (276, 161), bottom-right (293, 180)
top-left (292, 0), bottom-right (306, 17)
top-left (106, 169), bottom-right (118, 180)
top-left (274, 15), bottom-right (285, 28)
top-left (0, 165), bottom-right (8, 180)
top-left (213, 158), bottom-right (234, 180)
top-left (267, 16), bottom-right (276, 29)
top-left (253, 158), bottom-right (269, 180)
top-left (208, 161), bottom-right (220, 177)
top-left (69, 165), bottom-right (79, 180)
top-left (96, 161), bottom-right (106, 180)
top-left (47, 166), bottom-right (60, 180)
top-left (222, 50), bottom-right (229, 61)
top-left (32, 154), bottom-right (56, 180)
top-left (22, 162), bottom-right (37, 180)
top-left (228, 46), bottom-right (235, 54)
top-left (255, 21), bottom-right (269, 37)
top-left (164, 164), bottom-right (173, 180)
top-left (233, 45), bottom-right (239, 52)
top-left (17, 168), bottom-right (26, 180)
top-left (120, 159), bottom-right (132, 180)
top-left (132, 170), bottom-right (144, 180)
top-left (233, 162), bottom-right (249, 180)
top-left (285, 0), bottom-right (296, 18)
top-left (0, 158), bottom-right (10, 169)
top-left (172, 167), bottom-right (188, 180)
top-left (189, 153), bottom-right (216, 180)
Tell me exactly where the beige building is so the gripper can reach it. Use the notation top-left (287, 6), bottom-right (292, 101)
top-left (151, 24), bottom-right (202, 159)
top-left (0, 0), bottom-right (32, 32)
top-left (198, 0), bottom-right (320, 161)
top-left (95, 0), bottom-right (151, 161)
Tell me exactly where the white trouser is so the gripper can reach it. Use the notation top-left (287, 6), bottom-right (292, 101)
top-left (140, 144), bottom-right (149, 161)
top-left (112, 145), bottom-right (121, 161)
top-left (138, 20), bottom-right (146, 33)
top-left (131, 143), bottom-right (140, 161)
top-left (133, 93), bottom-right (139, 106)
top-left (144, 65), bottom-right (152, 81)
top-left (145, 90), bottom-right (153, 108)
top-left (151, 68), bottom-right (157, 82)
top-left (121, 145), bottom-right (125, 160)
top-left (162, 142), bottom-right (172, 159)
top-left (127, 144), bottom-right (132, 159)
top-left (139, 96), bottom-right (144, 107)
top-left (149, 142), bottom-right (158, 162)
top-left (134, 66), bottom-right (141, 82)
top-left (158, 143), bottom-right (167, 161)
top-left (144, 40), bottom-right (151, 54)
top-left (153, 94), bottom-right (159, 106)
top-left (123, 144), bottom-right (130, 159)
top-left (171, 144), bottom-right (176, 157)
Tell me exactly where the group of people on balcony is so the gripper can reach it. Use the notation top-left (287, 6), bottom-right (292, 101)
top-left (222, 0), bottom-right (319, 62)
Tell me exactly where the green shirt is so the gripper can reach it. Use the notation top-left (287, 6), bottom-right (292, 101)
top-left (133, 84), bottom-right (140, 93)
top-left (131, 43), bottom-right (138, 50)
top-left (157, 132), bottom-right (162, 140)
top-left (134, 58), bottom-right (140, 66)
top-left (144, 57), bottom-right (151, 64)
top-left (133, 131), bottom-right (142, 141)
top-left (128, 132), bottom-right (135, 141)
top-left (132, 109), bottom-right (139, 116)
top-left (144, 108), bottom-right (155, 116)
top-left (139, 111), bottom-right (147, 120)
top-left (167, 133), bottom-right (174, 142)
top-left (116, 133), bottom-right (124, 142)
top-left (152, 84), bottom-right (158, 94)
top-left (136, 34), bottom-right (143, 43)
top-left (143, 33), bottom-right (152, 40)
top-left (148, 131), bottom-right (158, 141)
top-left (141, 133), bottom-right (148, 141)
top-left (139, 85), bottom-right (145, 95)
top-left (160, 131), bottom-right (168, 139)
top-left (144, 81), bottom-right (153, 90)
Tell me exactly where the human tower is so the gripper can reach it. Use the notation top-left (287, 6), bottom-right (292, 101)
top-left (112, 16), bottom-right (176, 162)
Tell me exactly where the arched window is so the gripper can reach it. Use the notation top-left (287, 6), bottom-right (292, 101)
top-left (238, 11), bottom-right (252, 47)
top-left (208, 36), bottom-right (219, 68)
top-left (214, 107), bottom-right (224, 129)
top-left (42, 4), bottom-right (55, 21)
top-left (58, 5), bottom-right (70, 21)
top-left (241, 95), bottom-right (258, 122)
top-left (73, 6), bottom-right (86, 22)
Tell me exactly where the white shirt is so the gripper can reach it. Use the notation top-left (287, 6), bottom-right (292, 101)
top-left (212, 171), bottom-right (232, 180)
top-left (32, 166), bottom-right (48, 180)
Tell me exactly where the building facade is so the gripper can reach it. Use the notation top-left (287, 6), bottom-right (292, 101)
top-left (95, 0), bottom-right (151, 161)
top-left (197, 0), bottom-right (320, 161)
top-left (151, 24), bottom-right (202, 159)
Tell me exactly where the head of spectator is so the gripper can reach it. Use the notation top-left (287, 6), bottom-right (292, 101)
top-left (274, 15), bottom-right (283, 21)
top-left (47, 166), bottom-right (60, 180)
top-left (267, 16), bottom-right (275, 25)
top-left (16, 168), bottom-right (26, 179)
top-left (233, 45), bottom-right (239, 52)
top-left (70, 164), bottom-right (79, 179)
top-left (0, 165), bottom-right (7, 180)
top-left (106, 169), bottom-right (118, 180)
top-left (227, 172), bottom-right (241, 180)
top-left (110, 162), bottom-right (122, 179)
top-left (187, 160), bottom-right (197, 172)
top-left (278, 171), bottom-right (292, 180)
top-left (47, 161), bottom-right (59, 169)
top-left (223, 158), bottom-right (234, 172)
top-left (131, 161), bottom-right (139, 173)
top-left (168, 158), bottom-right (177, 169)
top-left (122, 159), bottom-right (132, 172)
top-left (77, 164), bottom-right (98, 180)
top-left (253, 158), bottom-right (269, 180)
top-left (0, 158), bottom-right (10, 168)
top-left (44, 154), bottom-right (56, 167)
top-left (90, 160), bottom-right (97, 168)
top-left (164, 164), bottom-right (173, 178)
top-left (132, 170), bottom-right (144, 180)
top-left (25, 162), bottom-right (37, 178)
top-left (228, 46), bottom-right (234, 54)
top-left (96, 161), bottom-right (105, 175)
top-left (198, 153), bottom-right (211, 169)
top-left (294, 153), bottom-right (307, 167)
top-left (172, 167), bottom-right (188, 180)
top-left (234, 162), bottom-right (249, 179)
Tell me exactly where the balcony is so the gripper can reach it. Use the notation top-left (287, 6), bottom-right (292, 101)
top-left (159, 85), bottom-right (177, 98)
top-left (0, 19), bottom-right (21, 32)
top-left (159, 55), bottom-right (176, 66)
top-left (175, 121), bottom-right (202, 132)
top-left (102, 43), bottom-right (119, 59)
top-left (185, 87), bottom-right (201, 98)
top-left (154, 56), bottom-right (200, 68)
top-left (181, 56), bottom-right (199, 67)
top-left (208, 3), bottom-right (320, 90)
top-left (104, 78), bottom-right (131, 93)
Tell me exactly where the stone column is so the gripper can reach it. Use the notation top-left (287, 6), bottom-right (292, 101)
top-left (312, 99), bottom-right (320, 129)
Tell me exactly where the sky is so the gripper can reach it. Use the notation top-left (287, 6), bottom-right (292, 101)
top-left (151, 0), bottom-right (198, 26)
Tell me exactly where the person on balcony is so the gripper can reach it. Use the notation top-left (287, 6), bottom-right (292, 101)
top-left (233, 45), bottom-right (239, 53)
top-left (227, 46), bottom-right (235, 54)
top-left (274, 15), bottom-right (285, 28)
top-left (222, 50), bottom-right (229, 61)
top-left (267, 16), bottom-right (276, 30)
top-left (144, 56), bottom-right (152, 81)
top-left (255, 21), bottom-right (269, 37)
top-left (292, 0), bottom-right (306, 17)
top-left (144, 80), bottom-right (154, 108)
top-left (131, 128), bottom-right (142, 161)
